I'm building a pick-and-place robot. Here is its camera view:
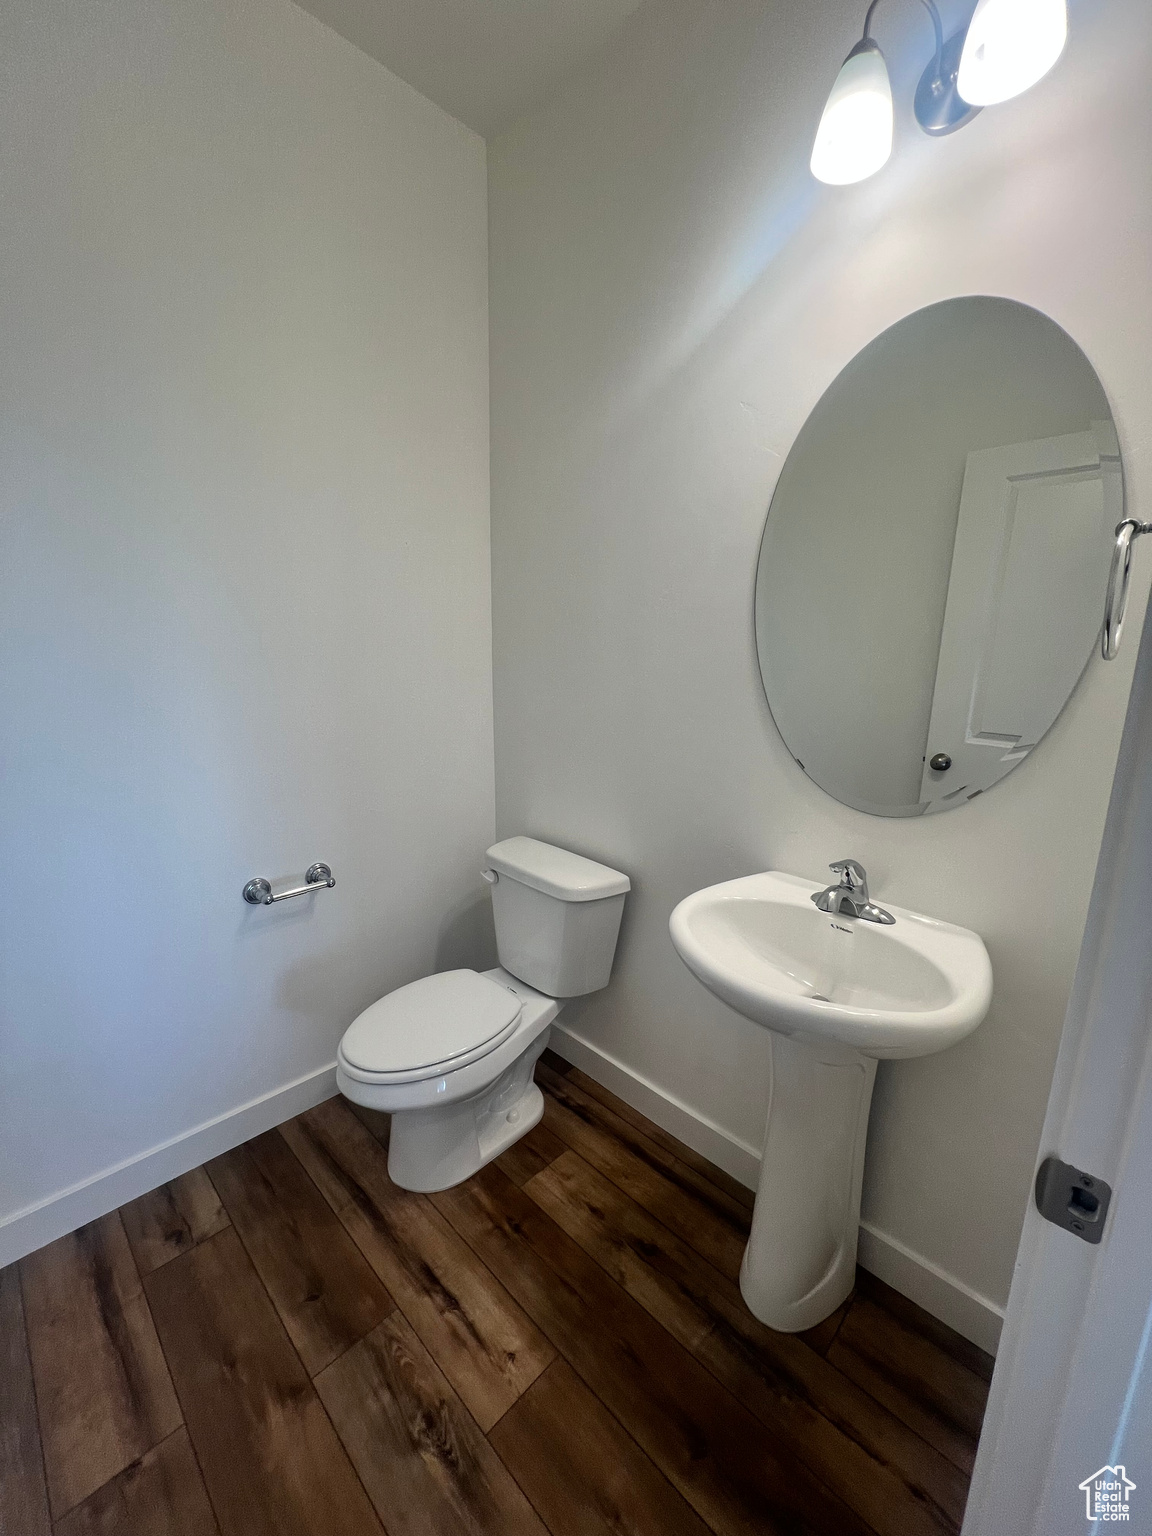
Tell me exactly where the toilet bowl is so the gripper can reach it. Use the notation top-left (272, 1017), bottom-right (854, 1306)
top-left (336, 837), bottom-right (630, 1192)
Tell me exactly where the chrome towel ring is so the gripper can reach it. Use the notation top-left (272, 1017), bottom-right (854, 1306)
top-left (1103, 519), bottom-right (1152, 661)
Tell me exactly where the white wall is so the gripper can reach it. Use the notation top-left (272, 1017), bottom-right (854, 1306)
top-left (0, 0), bottom-right (493, 1258)
top-left (488, 0), bottom-right (1152, 1342)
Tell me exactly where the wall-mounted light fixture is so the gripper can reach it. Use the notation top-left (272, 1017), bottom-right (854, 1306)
top-left (811, 0), bottom-right (1067, 185)
top-left (957, 0), bottom-right (1067, 105)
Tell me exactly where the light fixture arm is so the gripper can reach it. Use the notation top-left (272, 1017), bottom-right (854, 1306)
top-left (861, 0), bottom-right (945, 80)
top-left (856, 0), bottom-right (980, 137)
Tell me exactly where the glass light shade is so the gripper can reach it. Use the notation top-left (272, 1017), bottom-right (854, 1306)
top-left (810, 41), bottom-right (894, 186)
top-left (957, 0), bottom-right (1067, 106)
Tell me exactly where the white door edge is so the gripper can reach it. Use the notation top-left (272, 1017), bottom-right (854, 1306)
top-left (963, 571), bottom-right (1152, 1534)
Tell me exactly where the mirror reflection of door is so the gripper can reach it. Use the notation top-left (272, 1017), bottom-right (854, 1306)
top-left (920, 422), bottom-right (1122, 811)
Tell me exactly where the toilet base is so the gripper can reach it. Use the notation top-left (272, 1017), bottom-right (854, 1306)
top-left (386, 1026), bottom-right (551, 1191)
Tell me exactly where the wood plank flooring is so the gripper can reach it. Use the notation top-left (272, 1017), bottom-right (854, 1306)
top-left (1, 1048), bottom-right (993, 1535)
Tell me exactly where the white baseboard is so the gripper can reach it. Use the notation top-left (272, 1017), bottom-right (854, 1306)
top-left (857, 1221), bottom-right (1004, 1356)
top-left (548, 1025), bottom-right (1004, 1356)
top-left (5, 1028), bottom-right (1007, 1358)
top-left (549, 1023), bottom-right (763, 1189)
top-left (0, 1063), bottom-right (338, 1269)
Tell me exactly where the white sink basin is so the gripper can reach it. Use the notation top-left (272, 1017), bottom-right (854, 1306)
top-left (668, 869), bottom-right (991, 1058)
top-left (668, 868), bottom-right (992, 1335)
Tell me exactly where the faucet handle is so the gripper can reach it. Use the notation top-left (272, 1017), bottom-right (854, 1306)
top-left (829, 858), bottom-right (868, 893)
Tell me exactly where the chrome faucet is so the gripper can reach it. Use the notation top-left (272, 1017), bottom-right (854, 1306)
top-left (811, 860), bottom-right (895, 925)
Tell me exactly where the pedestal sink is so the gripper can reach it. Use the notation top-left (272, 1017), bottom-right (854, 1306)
top-left (669, 869), bottom-right (992, 1332)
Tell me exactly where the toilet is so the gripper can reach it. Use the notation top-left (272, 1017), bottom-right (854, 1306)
top-left (336, 836), bottom-right (630, 1191)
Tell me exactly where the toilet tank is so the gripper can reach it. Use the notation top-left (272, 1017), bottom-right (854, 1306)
top-left (483, 837), bottom-right (630, 997)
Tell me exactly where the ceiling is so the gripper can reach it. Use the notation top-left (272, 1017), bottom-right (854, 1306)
top-left (292, 0), bottom-right (644, 137)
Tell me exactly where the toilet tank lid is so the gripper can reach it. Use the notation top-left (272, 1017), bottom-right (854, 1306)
top-left (484, 836), bottom-right (631, 902)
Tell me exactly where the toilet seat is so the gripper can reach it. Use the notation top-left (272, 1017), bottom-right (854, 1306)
top-left (336, 965), bottom-right (561, 1189)
top-left (338, 969), bottom-right (524, 1085)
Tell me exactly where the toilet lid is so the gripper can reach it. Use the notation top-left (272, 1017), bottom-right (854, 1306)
top-left (340, 969), bottom-right (523, 1077)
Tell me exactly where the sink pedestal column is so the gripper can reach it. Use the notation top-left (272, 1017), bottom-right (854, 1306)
top-left (740, 1030), bottom-right (877, 1332)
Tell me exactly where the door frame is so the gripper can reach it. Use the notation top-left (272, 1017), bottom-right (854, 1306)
top-left (963, 593), bottom-right (1152, 1532)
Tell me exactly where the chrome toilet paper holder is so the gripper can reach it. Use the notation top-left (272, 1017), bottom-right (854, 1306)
top-left (243, 863), bottom-right (335, 906)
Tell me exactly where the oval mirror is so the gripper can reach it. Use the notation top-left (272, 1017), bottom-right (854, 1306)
top-left (755, 297), bottom-right (1123, 817)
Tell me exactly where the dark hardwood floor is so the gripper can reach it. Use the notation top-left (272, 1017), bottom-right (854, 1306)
top-left (0, 1050), bottom-right (993, 1536)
